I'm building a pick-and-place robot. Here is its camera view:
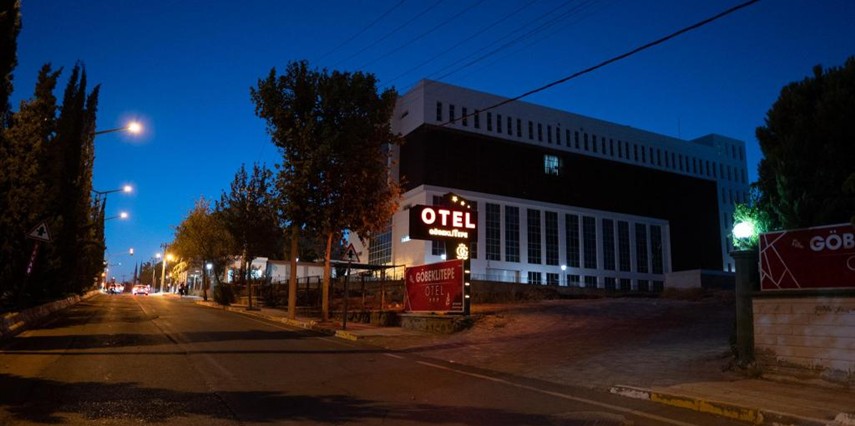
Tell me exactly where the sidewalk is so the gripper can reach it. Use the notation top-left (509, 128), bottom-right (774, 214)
top-left (191, 297), bottom-right (854, 426)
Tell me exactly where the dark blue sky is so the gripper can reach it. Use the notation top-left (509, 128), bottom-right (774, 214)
top-left (11, 0), bottom-right (854, 281)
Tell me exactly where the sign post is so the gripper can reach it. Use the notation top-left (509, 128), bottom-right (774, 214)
top-left (406, 192), bottom-right (476, 315)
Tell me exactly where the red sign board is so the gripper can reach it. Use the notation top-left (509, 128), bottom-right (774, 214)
top-left (405, 259), bottom-right (465, 313)
top-left (759, 223), bottom-right (855, 291)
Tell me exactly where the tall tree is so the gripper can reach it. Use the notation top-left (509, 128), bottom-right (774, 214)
top-left (216, 163), bottom-right (281, 308)
top-left (0, 0), bottom-right (20, 123)
top-left (251, 60), bottom-right (322, 319)
top-left (251, 61), bottom-right (403, 321)
top-left (755, 56), bottom-right (855, 229)
top-left (0, 65), bottom-right (59, 301)
top-left (171, 197), bottom-right (235, 301)
top-left (312, 69), bottom-right (401, 321)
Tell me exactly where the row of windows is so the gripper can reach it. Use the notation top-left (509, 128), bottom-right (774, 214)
top-left (485, 204), bottom-right (665, 274)
top-left (437, 101), bottom-right (747, 185)
top-left (722, 187), bottom-right (749, 205)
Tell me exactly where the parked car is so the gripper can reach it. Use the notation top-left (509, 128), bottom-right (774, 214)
top-left (132, 284), bottom-right (150, 295)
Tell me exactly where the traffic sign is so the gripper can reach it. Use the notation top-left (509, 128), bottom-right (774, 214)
top-left (344, 243), bottom-right (360, 263)
top-left (27, 222), bottom-right (51, 242)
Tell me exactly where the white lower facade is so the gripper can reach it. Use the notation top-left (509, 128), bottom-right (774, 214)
top-left (378, 185), bottom-right (672, 290)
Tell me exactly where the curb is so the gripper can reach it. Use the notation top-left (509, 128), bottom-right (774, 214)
top-left (609, 385), bottom-right (833, 426)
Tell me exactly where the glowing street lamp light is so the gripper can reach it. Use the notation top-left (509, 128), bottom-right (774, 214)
top-left (94, 120), bottom-right (144, 136)
top-left (105, 211), bottom-right (129, 221)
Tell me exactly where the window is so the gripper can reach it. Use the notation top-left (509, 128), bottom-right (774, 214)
top-left (584, 133), bottom-right (589, 151)
top-left (651, 225), bottom-right (663, 274)
top-left (496, 114), bottom-right (502, 133)
top-left (618, 221), bottom-right (630, 271)
top-left (634, 145), bottom-right (639, 161)
top-left (546, 125), bottom-right (551, 143)
top-left (527, 209), bottom-right (541, 264)
top-left (528, 121), bottom-right (534, 139)
top-left (640, 147), bottom-right (646, 163)
top-left (473, 109), bottom-right (480, 129)
top-left (462, 107), bottom-right (468, 126)
top-left (620, 278), bottom-right (631, 291)
top-left (486, 203), bottom-right (501, 261)
top-left (605, 277), bottom-right (616, 290)
top-left (449, 104), bottom-right (455, 122)
top-left (635, 223), bottom-right (648, 273)
top-left (486, 112), bottom-right (492, 131)
top-left (543, 155), bottom-right (560, 176)
top-left (609, 139), bottom-right (615, 156)
top-left (505, 206), bottom-right (520, 262)
top-left (516, 119), bottom-right (522, 137)
top-left (592, 135), bottom-right (598, 153)
top-left (436, 101), bottom-right (443, 122)
top-left (537, 123), bottom-right (543, 142)
top-left (565, 214), bottom-right (580, 268)
top-left (617, 141), bottom-right (623, 158)
top-left (556, 126), bottom-right (561, 145)
top-left (508, 117), bottom-right (513, 135)
top-left (368, 222), bottom-right (392, 265)
top-left (584, 276), bottom-right (597, 288)
top-left (574, 131), bottom-right (580, 149)
top-left (547, 273), bottom-right (559, 286)
top-left (527, 271), bottom-right (542, 285)
top-left (602, 219), bottom-right (615, 270)
top-left (545, 211), bottom-right (558, 265)
top-left (566, 129), bottom-right (571, 147)
top-left (583, 216), bottom-right (596, 269)
top-left (569, 274), bottom-right (581, 286)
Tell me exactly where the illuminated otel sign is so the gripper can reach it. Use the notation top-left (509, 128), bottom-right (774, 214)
top-left (408, 205), bottom-right (477, 241)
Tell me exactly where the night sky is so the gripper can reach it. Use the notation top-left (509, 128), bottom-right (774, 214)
top-left (10, 0), bottom-right (854, 281)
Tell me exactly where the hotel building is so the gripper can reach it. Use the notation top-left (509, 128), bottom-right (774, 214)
top-left (366, 80), bottom-right (749, 289)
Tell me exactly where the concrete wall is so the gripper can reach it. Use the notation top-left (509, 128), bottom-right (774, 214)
top-left (753, 296), bottom-right (855, 385)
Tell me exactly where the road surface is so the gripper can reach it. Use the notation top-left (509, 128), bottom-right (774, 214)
top-left (0, 294), bottom-right (746, 425)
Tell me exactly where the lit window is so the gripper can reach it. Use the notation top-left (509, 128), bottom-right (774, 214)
top-left (544, 155), bottom-right (560, 175)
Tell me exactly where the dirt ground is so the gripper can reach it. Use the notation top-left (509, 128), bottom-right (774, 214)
top-left (362, 293), bottom-right (741, 391)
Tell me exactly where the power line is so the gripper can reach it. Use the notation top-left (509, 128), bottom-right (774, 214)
top-left (384, 0), bottom-right (538, 87)
top-left (440, 0), bottom-right (761, 127)
top-left (318, 0), bottom-right (407, 62)
top-left (332, 0), bottom-right (446, 69)
top-left (357, 0), bottom-right (487, 71)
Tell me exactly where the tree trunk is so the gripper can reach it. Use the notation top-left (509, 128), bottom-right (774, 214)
top-left (322, 232), bottom-right (333, 322)
top-left (287, 225), bottom-right (298, 319)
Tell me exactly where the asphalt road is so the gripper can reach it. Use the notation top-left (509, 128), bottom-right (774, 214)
top-left (0, 294), bottom-right (747, 425)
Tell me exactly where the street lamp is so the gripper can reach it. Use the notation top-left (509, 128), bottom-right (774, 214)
top-left (94, 120), bottom-right (143, 136)
top-left (160, 252), bottom-right (174, 293)
top-left (105, 211), bottom-right (129, 221)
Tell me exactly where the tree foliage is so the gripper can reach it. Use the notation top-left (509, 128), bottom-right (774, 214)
top-left (216, 163), bottom-right (282, 282)
top-left (755, 56), bottom-right (855, 229)
top-left (171, 197), bottom-right (235, 301)
top-left (251, 60), bottom-right (401, 320)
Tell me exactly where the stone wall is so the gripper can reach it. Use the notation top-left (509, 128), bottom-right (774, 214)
top-left (753, 295), bottom-right (855, 385)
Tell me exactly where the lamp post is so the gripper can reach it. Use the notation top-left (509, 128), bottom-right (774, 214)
top-left (105, 211), bottom-right (129, 221)
top-left (161, 253), bottom-right (174, 293)
top-left (732, 220), bottom-right (760, 366)
top-left (94, 121), bottom-right (143, 136)
top-left (153, 253), bottom-right (161, 289)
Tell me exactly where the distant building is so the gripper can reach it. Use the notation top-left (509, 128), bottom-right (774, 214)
top-left (363, 80), bottom-right (749, 290)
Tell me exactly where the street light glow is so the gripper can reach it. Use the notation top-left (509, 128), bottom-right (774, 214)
top-left (127, 121), bottom-right (142, 134)
top-left (733, 221), bottom-right (756, 240)
top-left (119, 211), bottom-right (129, 219)
top-left (123, 185), bottom-right (133, 193)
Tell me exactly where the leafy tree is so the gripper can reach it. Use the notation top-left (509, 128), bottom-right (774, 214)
top-left (755, 57), bottom-right (855, 230)
top-left (252, 60), bottom-right (402, 321)
top-left (171, 197), bottom-right (235, 301)
top-left (251, 60), bottom-right (322, 319)
top-left (216, 163), bottom-right (282, 307)
top-left (312, 69), bottom-right (401, 321)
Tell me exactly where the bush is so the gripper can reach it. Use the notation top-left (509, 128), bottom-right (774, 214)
top-left (213, 284), bottom-right (236, 306)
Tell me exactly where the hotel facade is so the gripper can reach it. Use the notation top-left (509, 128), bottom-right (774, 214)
top-left (365, 80), bottom-right (749, 289)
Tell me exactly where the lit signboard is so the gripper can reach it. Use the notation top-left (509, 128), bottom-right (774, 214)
top-left (760, 223), bottom-right (855, 290)
top-left (405, 259), bottom-right (465, 313)
top-left (408, 204), bottom-right (477, 241)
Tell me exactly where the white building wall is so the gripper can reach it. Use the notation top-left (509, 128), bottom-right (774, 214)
top-left (393, 185), bottom-right (671, 289)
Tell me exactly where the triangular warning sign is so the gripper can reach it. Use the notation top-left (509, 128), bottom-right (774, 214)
top-left (343, 243), bottom-right (360, 263)
top-left (27, 222), bottom-right (51, 242)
